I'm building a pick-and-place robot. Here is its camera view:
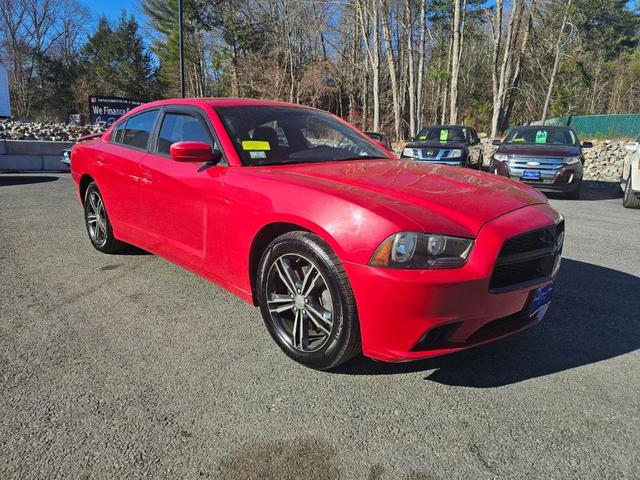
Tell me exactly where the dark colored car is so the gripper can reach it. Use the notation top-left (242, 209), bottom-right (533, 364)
top-left (364, 131), bottom-right (391, 150)
top-left (490, 126), bottom-right (593, 199)
top-left (400, 125), bottom-right (483, 169)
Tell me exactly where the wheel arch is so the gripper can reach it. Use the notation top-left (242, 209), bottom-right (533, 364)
top-left (79, 174), bottom-right (95, 201)
top-left (248, 221), bottom-right (344, 306)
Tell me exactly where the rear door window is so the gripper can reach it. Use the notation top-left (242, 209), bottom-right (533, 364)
top-left (121, 110), bottom-right (158, 149)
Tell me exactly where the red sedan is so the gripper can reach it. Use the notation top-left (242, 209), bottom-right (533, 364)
top-left (71, 98), bottom-right (563, 370)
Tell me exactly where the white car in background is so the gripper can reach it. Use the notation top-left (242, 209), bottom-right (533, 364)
top-left (621, 136), bottom-right (640, 208)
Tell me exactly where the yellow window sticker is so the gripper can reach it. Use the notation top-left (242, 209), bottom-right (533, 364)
top-left (535, 130), bottom-right (548, 143)
top-left (439, 129), bottom-right (448, 142)
top-left (242, 140), bottom-right (271, 151)
top-left (419, 135), bottom-right (427, 140)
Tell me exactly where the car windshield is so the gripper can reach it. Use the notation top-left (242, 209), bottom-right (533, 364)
top-left (216, 106), bottom-right (389, 166)
top-left (505, 128), bottom-right (576, 145)
top-left (416, 126), bottom-right (467, 142)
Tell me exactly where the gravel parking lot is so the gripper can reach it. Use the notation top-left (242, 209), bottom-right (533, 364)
top-left (1, 174), bottom-right (639, 479)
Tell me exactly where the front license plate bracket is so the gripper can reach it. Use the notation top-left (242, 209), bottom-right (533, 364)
top-left (531, 282), bottom-right (554, 314)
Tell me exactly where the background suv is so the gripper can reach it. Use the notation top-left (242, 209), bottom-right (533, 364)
top-left (491, 126), bottom-right (592, 199)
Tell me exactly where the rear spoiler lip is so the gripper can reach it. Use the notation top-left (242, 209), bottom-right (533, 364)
top-left (76, 132), bottom-right (104, 143)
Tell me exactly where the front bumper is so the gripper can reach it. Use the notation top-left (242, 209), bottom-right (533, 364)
top-left (344, 203), bottom-right (560, 362)
top-left (491, 157), bottom-right (582, 192)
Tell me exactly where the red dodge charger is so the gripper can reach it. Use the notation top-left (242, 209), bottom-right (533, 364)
top-left (71, 98), bottom-right (563, 370)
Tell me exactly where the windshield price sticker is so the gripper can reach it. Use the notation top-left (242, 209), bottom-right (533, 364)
top-left (242, 140), bottom-right (271, 151)
top-left (439, 129), bottom-right (449, 142)
top-left (535, 130), bottom-right (548, 143)
top-left (249, 151), bottom-right (267, 159)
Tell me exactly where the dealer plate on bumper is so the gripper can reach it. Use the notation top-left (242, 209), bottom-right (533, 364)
top-left (522, 170), bottom-right (541, 180)
top-left (531, 282), bottom-right (554, 314)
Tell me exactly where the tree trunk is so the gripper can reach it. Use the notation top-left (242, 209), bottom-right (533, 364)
top-left (381, 0), bottom-right (400, 139)
top-left (357, 0), bottom-right (381, 131)
top-left (490, 0), bottom-right (504, 138)
top-left (405, 1), bottom-right (416, 137)
top-left (542, 0), bottom-right (573, 123)
top-left (501, 0), bottom-right (534, 131)
top-left (416, 0), bottom-right (426, 130)
top-left (448, 0), bottom-right (462, 124)
top-left (441, 29), bottom-right (453, 124)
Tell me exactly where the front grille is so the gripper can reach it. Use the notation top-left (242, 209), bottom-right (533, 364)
top-left (490, 221), bottom-right (564, 292)
top-left (507, 155), bottom-right (565, 182)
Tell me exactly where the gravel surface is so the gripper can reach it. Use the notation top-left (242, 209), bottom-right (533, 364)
top-left (1, 174), bottom-right (638, 479)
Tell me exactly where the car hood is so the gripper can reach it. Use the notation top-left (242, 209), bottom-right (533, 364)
top-left (497, 144), bottom-right (580, 157)
top-left (405, 140), bottom-right (468, 149)
top-left (260, 160), bottom-right (548, 236)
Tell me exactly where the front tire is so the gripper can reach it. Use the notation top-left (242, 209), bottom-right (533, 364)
top-left (83, 182), bottom-right (125, 253)
top-left (566, 179), bottom-right (582, 200)
top-left (623, 175), bottom-right (640, 208)
top-left (256, 232), bottom-right (361, 370)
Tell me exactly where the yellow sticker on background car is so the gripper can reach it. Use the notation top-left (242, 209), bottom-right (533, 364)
top-left (439, 130), bottom-right (448, 141)
top-left (242, 140), bottom-right (271, 151)
top-left (419, 135), bottom-right (427, 140)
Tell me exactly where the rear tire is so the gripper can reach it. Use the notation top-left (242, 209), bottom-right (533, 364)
top-left (83, 182), bottom-right (125, 254)
top-left (256, 231), bottom-right (361, 370)
top-left (623, 175), bottom-right (640, 208)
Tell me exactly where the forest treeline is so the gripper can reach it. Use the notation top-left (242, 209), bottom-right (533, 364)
top-left (1, 0), bottom-right (639, 139)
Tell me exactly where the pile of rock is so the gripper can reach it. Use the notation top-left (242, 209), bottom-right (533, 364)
top-left (581, 141), bottom-right (627, 181)
top-left (0, 120), bottom-right (105, 142)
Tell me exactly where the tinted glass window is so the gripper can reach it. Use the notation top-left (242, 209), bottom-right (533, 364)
top-left (216, 106), bottom-right (388, 166)
top-left (416, 127), bottom-right (468, 142)
top-left (112, 121), bottom-right (126, 144)
top-left (121, 110), bottom-right (157, 149)
top-left (157, 112), bottom-right (213, 155)
top-left (505, 128), bottom-right (576, 145)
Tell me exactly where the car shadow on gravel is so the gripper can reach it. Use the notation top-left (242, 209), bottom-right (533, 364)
top-left (335, 258), bottom-right (640, 388)
top-left (546, 180), bottom-right (622, 201)
top-left (0, 175), bottom-right (59, 186)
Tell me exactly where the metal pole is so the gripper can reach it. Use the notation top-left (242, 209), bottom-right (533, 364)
top-left (178, 0), bottom-right (185, 98)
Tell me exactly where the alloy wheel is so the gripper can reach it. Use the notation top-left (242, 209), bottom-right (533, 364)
top-left (86, 190), bottom-right (107, 247)
top-left (265, 253), bottom-right (334, 352)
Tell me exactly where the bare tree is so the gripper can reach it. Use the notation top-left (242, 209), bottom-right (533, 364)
top-left (357, 0), bottom-right (381, 131)
top-left (448, 0), bottom-right (462, 124)
top-left (541, 0), bottom-right (573, 123)
top-left (381, 0), bottom-right (400, 139)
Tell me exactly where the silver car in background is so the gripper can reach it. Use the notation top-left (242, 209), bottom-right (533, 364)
top-left (621, 135), bottom-right (640, 208)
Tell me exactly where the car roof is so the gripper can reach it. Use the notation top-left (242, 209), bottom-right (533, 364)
top-left (132, 97), bottom-right (313, 110)
top-left (515, 125), bottom-right (574, 131)
top-left (419, 125), bottom-right (473, 130)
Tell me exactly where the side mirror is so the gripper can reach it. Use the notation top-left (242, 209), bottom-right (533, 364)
top-left (581, 141), bottom-right (594, 149)
top-left (492, 139), bottom-right (501, 146)
top-left (625, 142), bottom-right (639, 153)
top-left (170, 141), bottom-right (220, 163)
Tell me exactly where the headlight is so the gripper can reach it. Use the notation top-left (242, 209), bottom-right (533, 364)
top-left (564, 156), bottom-right (580, 165)
top-left (493, 153), bottom-right (508, 162)
top-left (445, 149), bottom-right (463, 158)
top-left (402, 148), bottom-right (419, 158)
top-left (369, 232), bottom-right (474, 269)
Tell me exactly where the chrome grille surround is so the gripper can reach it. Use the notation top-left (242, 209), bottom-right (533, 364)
top-left (507, 155), bottom-right (567, 183)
